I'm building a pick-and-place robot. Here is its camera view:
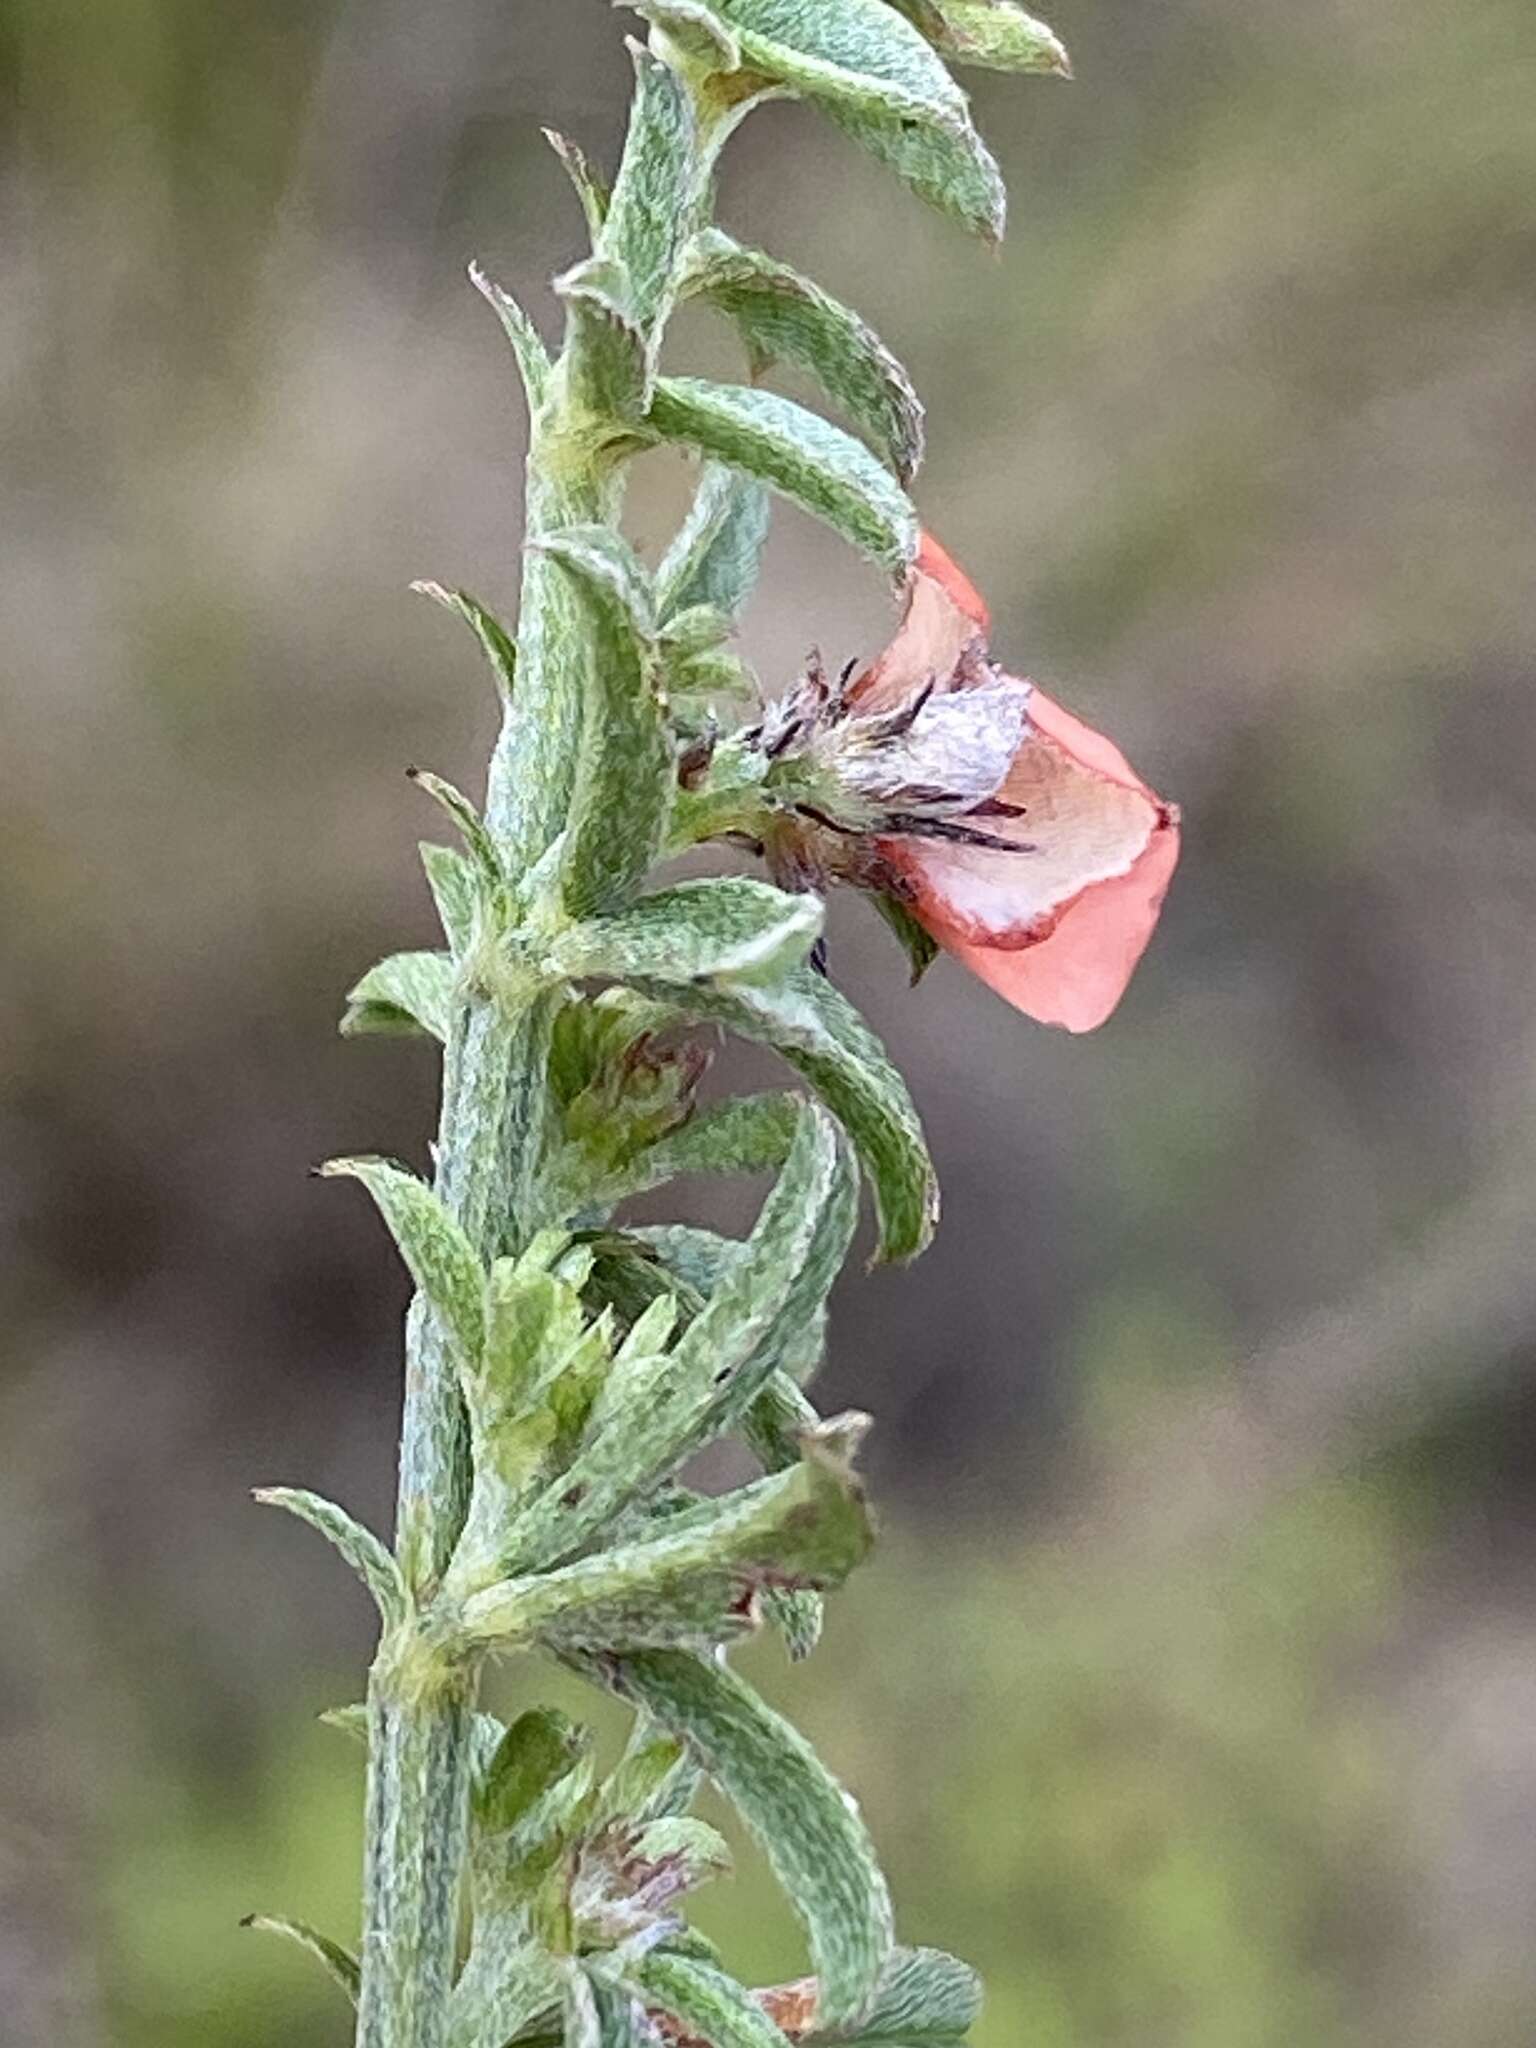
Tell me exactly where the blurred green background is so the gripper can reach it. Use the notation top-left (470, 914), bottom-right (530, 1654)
top-left (4, 1), bottom-right (1536, 2043)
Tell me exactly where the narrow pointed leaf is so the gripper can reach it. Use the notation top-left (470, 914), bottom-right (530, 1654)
top-left (240, 1914), bottom-right (360, 2007)
top-left (412, 580), bottom-right (518, 705)
top-left (420, 842), bottom-right (481, 956)
top-left (632, 966), bottom-right (937, 1262)
top-left (657, 462), bottom-right (771, 626)
top-left (888, 0), bottom-right (1071, 76)
top-left (458, 1417), bottom-right (872, 1653)
top-left (600, 40), bottom-right (698, 331)
top-left (407, 768), bottom-right (505, 892)
top-left (508, 1102), bottom-right (849, 1567)
top-left (468, 263), bottom-right (553, 413)
top-left (870, 893), bottom-right (940, 986)
top-left (341, 950), bottom-right (455, 1042)
top-left (597, 1651), bottom-right (894, 2028)
top-left (253, 1487), bottom-right (407, 1625)
top-left (534, 528), bottom-right (672, 918)
top-left (320, 1156), bottom-right (486, 1363)
top-left (552, 877), bottom-right (823, 990)
top-left (544, 128), bottom-right (611, 235)
top-left (639, 1953), bottom-right (791, 2048)
top-left (555, 255), bottom-right (653, 421)
top-left (680, 230), bottom-right (923, 480)
top-left (647, 379), bottom-right (916, 576)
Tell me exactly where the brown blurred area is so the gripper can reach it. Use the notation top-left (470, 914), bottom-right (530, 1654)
top-left (4, 1), bottom-right (1536, 2042)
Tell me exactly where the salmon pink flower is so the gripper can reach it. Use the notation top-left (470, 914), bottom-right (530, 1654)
top-left (774, 536), bottom-right (1187, 1032)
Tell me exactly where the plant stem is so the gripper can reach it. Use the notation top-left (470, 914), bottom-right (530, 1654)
top-left (355, 429), bottom-right (613, 2048)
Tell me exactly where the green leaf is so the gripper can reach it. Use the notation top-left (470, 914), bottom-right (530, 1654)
top-left (240, 1914), bottom-right (360, 2008)
top-left (320, 1156), bottom-right (486, 1362)
top-left (596, 1650), bottom-right (893, 2028)
top-left (420, 842), bottom-right (481, 956)
top-left (544, 127), bottom-right (611, 236)
top-left (252, 1487), bottom-right (406, 1625)
top-left (658, 602), bottom-right (738, 657)
top-left (600, 40), bottom-right (698, 331)
top-left (554, 255), bottom-right (653, 423)
top-left (552, 877), bottom-right (823, 990)
top-left (412, 579), bottom-right (518, 706)
top-left (406, 768), bottom-right (506, 894)
top-left (827, 98), bottom-right (1004, 242)
top-left (832, 1946), bottom-right (984, 2044)
top-left (318, 1702), bottom-right (370, 1747)
top-left (341, 950), bottom-right (455, 1042)
top-left (509, 1101), bottom-right (850, 1567)
top-left (870, 893), bottom-right (940, 986)
top-left (594, 1725), bottom-right (694, 1828)
top-left (887, 0), bottom-right (1071, 76)
top-left (468, 262), bottom-right (553, 414)
top-left (477, 1709), bottom-right (591, 1835)
top-left (631, 967), bottom-right (937, 1262)
top-left (630, 1090), bottom-right (802, 1187)
top-left (533, 527), bottom-right (673, 919)
top-left (657, 462), bottom-right (771, 626)
top-left (457, 1416), bottom-right (873, 1654)
top-left (690, 0), bottom-right (1003, 238)
top-left (638, 1954), bottom-right (789, 2048)
top-left (680, 230), bottom-right (923, 480)
top-left (628, 0), bottom-right (743, 72)
top-left (647, 379), bottom-right (916, 576)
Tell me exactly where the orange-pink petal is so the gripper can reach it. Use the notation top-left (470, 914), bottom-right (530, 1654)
top-left (923, 806), bottom-right (1180, 1032)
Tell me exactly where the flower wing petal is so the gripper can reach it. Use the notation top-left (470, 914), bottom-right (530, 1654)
top-left (892, 685), bottom-right (1180, 1030)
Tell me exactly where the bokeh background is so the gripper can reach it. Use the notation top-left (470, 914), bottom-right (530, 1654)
top-left (4, 1), bottom-right (1536, 2042)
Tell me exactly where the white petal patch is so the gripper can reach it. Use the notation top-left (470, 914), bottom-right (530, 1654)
top-left (894, 722), bottom-right (1160, 945)
top-left (830, 680), bottom-right (1033, 811)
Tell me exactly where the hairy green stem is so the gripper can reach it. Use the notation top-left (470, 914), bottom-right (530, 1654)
top-left (357, 424), bottom-right (617, 2048)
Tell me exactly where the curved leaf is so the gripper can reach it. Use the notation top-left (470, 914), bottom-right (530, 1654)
top-left (240, 1915), bottom-right (360, 2008)
top-left (887, 0), bottom-right (1071, 76)
top-left (600, 40), bottom-right (699, 330)
top-left (680, 230), bottom-right (923, 480)
top-left (341, 950), bottom-right (455, 1043)
top-left (631, 967), bottom-right (937, 1263)
top-left (319, 1156), bottom-right (486, 1363)
top-left (533, 527), bottom-right (671, 918)
top-left (657, 462), bottom-right (771, 626)
top-left (552, 877), bottom-right (824, 990)
top-left (252, 1487), bottom-right (406, 1625)
top-left (646, 379), bottom-right (916, 577)
top-left (468, 263), bottom-right (553, 413)
top-left (411, 580), bottom-right (518, 706)
top-left (597, 1650), bottom-right (894, 2028)
top-left (638, 1953), bottom-right (791, 2048)
top-left (507, 1101), bottom-right (851, 1568)
top-left (457, 1417), bottom-right (872, 1654)
top-left (683, 0), bottom-right (1003, 238)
